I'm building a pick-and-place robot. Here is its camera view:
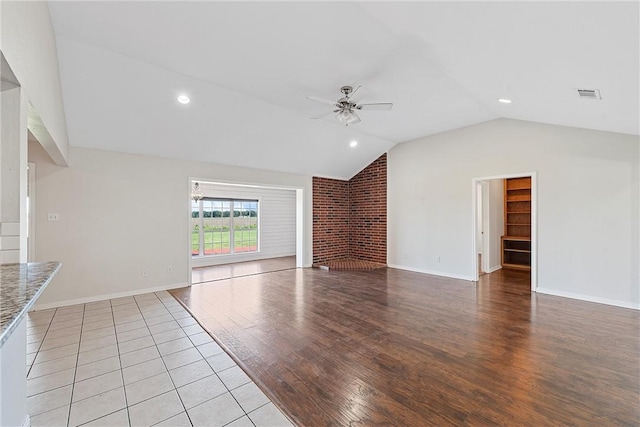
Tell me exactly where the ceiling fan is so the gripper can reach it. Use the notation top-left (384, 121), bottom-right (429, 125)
top-left (307, 85), bottom-right (393, 126)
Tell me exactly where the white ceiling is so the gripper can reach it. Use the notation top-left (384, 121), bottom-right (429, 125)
top-left (49, 1), bottom-right (639, 180)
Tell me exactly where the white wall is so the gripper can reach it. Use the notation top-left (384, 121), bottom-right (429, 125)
top-left (0, 1), bottom-right (69, 165)
top-left (29, 144), bottom-right (312, 308)
top-left (192, 182), bottom-right (296, 267)
top-left (388, 118), bottom-right (639, 309)
top-left (0, 86), bottom-right (28, 264)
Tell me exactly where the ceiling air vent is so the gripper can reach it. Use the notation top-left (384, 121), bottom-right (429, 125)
top-left (577, 88), bottom-right (601, 100)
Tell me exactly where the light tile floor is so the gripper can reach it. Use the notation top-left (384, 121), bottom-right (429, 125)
top-left (26, 291), bottom-right (293, 427)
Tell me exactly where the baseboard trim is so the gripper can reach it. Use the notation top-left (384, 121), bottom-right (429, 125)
top-left (536, 287), bottom-right (640, 310)
top-left (486, 265), bottom-right (502, 274)
top-left (31, 282), bottom-right (189, 311)
top-left (387, 264), bottom-right (475, 281)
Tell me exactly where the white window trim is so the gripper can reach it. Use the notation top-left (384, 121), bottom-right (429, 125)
top-left (192, 198), bottom-right (260, 258)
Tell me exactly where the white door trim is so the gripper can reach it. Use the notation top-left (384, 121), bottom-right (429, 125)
top-left (295, 189), bottom-right (304, 268)
top-left (27, 162), bottom-right (36, 262)
top-left (479, 181), bottom-right (490, 274)
top-left (471, 172), bottom-right (537, 292)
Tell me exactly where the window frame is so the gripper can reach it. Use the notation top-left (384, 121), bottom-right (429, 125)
top-left (191, 197), bottom-right (259, 257)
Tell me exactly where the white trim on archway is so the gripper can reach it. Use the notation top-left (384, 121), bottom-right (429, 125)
top-left (471, 172), bottom-right (537, 291)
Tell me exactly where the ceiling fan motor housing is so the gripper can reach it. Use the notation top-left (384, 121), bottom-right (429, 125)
top-left (340, 86), bottom-right (353, 97)
top-left (338, 100), bottom-right (357, 109)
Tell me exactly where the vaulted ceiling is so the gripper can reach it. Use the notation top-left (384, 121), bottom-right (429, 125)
top-left (49, 1), bottom-right (639, 180)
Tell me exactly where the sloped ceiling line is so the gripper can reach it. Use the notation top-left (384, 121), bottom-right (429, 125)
top-left (48, 1), bottom-right (640, 179)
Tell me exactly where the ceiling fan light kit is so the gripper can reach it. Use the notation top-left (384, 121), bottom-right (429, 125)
top-left (307, 85), bottom-right (393, 126)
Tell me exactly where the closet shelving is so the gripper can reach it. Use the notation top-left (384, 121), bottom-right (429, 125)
top-left (501, 177), bottom-right (531, 270)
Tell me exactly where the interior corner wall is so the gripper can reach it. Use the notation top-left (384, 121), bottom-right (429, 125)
top-left (388, 118), bottom-right (639, 309)
top-left (312, 177), bottom-right (349, 264)
top-left (349, 153), bottom-right (387, 264)
top-left (28, 144), bottom-right (313, 308)
top-left (312, 154), bottom-right (388, 265)
top-left (1, 1), bottom-right (70, 164)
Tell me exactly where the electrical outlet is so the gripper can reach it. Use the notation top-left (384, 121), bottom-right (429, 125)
top-left (47, 213), bottom-right (59, 222)
top-left (436, 256), bottom-right (441, 263)
top-left (167, 266), bottom-right (173, 273)
top-left (142, 269), bottom-right (148, 278)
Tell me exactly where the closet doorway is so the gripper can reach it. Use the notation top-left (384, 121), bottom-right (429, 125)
top-left (472, 172), bottom-right (537, 291)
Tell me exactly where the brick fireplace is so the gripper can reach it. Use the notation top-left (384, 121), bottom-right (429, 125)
top-left (312, 154), bottom-right (387, 268)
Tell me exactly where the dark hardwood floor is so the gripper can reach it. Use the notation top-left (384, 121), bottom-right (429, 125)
top-left (171, 266), bottom-right (639, 426)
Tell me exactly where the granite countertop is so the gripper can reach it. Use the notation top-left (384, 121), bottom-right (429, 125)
top-left (0, 262), bottom-right (61, 347)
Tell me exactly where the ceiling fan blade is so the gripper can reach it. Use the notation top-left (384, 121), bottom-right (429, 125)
top-left (356, 102), bottom-right (393, 111)
top-left (310, 110), bottom-right (335, 119)
top-left (306, 96), bottom-right (338, 106)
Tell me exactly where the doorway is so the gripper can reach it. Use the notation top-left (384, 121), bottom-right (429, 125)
top-left (187, 179), bottom-right (304, 285)
top-left (472, 172), bottom-right (537, 291)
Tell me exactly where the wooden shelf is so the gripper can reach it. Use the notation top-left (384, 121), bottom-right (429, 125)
top-left (503, 177), bottom-right (532, 271)
top-left (502, 262), bottom-right (531, 271)
top-left (502, 236), bottom-right (531, 270)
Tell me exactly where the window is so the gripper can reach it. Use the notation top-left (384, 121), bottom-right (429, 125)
top-left (191, 198), bottom-right (258, 256)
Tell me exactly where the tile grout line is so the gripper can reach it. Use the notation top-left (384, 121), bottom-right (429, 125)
top-left (152, 293), bottom-right (196, 427)
top-left (159, 292), bottom-right (257, 427)
top-left (71, 300), bottom-right (139, 426)
top-left (112, 297), bottom-right (132, 427)
top-left (169, 291), bottom-right (292, 426)
top-left (73, 301), bottom-right (129, 427)
top-left (27, 292), bottom-right (281, 427)
top-left (136, 293), bottom-right (194, 427)
top-left (66, 303), bottom-right (86, 427)
top-left (25, 310), bottom-right (60, 419)
top-left (26, 308), bottom-right (57, 378)
top-left (27, 303), bottom-right (156, 422)
top-left (140, 291), bottom-right (261, 426)
top-left (170, 295), bottom-right (253, 421)
top-left (74, 299), bottom-right (140, 426)
top-left (29, 312), bottom-right (86, 368)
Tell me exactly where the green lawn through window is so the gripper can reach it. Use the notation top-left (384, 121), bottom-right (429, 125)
top-left (191, 229), bottom-right (257, 255)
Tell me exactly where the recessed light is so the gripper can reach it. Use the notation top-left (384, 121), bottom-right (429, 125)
top-left (349, 140), bottom-right (358, 148)
top-left (498, 98), bottom-right (512, 104)
top-left (177, 94), bottom-right (190, 104)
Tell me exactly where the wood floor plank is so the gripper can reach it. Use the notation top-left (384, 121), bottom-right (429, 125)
top-left (171, 266), bottom-right (640, 426)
